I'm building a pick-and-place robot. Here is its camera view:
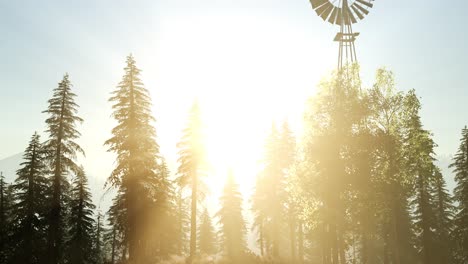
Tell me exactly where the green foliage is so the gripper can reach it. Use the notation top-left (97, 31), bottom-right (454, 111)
top-left (450, 126), bottom-right (468, 263)
top-left (432, 168), bottom-right (455, 263)
top-left (66, 168), bottom-right (96, 264)
top-left (43, 73), bottom-right (84, 264)
top-left (10, 133), bottom-right (49, 264)
top-left (217, 172), bottom-right (246, 261)
top-left (176, 100), bottom-right (207, 260)
top-left (199, 208), bottom-right (216, 255)
top-left (105, 54), bottom-right (171, 263)
top-left (3, 59), bottom-right (465, 264)
top-left (252, 122), bottom-right (295, 260)
top-left (0, 173), bottom-right (14, 264)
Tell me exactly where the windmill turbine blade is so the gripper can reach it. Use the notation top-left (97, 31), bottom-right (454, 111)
top-left (336, 9), bottom-right (343, 25)
top-left (320, 3), bottom-right (334, 21)
top-left (355, 0), bottom-right (373, 8)
top-left (345, 6), bottom-right (357, 24)
top-left (353, 2), bottom-right (370, 15)
top-left (351, 5), bottom-right (364, 20)
top-left (328, 7), bottom-right (339, 24)
top-left (315, 2), bottom-right (332, 17)
top-left (310, 0), bottom-right (328, 9)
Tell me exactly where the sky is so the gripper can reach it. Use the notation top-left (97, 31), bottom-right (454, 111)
top-left (1, 0), bottom-right (468, 250)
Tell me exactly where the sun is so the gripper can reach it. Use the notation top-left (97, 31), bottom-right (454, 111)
top-left (199, 95), bottom-right (265, 201)
top-left (147, 11), bottom-right (322, 208)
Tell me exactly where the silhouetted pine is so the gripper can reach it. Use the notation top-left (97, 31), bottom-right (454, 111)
top-left (105, 55), bottom-right (163, 263)
top-left (404, 90), bottom-right (439, 264)
top-left (175, 187), bottom-right (190, 255)
top-left (450, 126), bottom-right (468, 263)
top-left (217, 172), bottom-right (246, 261)
top-left (257, 124), bottom-right (285, 258)
top-left (198, 208), bottom-right (216, 256)
top-left (432, 168), bottom-right (455, 263)
top-left (279, 121), bottom-right (298, 263)
top-left (146, 159), bottom-right (180, 260)
top-left (10, 133), bottom-right (49, 264)
top-left (0, 172), bottom-right (13, 264)
top-left (43, 73), bottom-right (84, 264)
top-left (94, 211), bottom-right (105, 264)
top-left (66, 168), bottom-right (96, 264)
top-left (106, 191), bottom-right (126, 264)
top-left (176, 101), bottom-right (206, 261)
top-left (251, 173), bottom-right (268, 257)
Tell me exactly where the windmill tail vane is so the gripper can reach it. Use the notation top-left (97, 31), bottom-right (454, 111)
top-left (309, 0), bottom-right (375, 70)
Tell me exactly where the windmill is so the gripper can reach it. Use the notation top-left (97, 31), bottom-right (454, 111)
top-left (309, 0), bottom-right (375, 69)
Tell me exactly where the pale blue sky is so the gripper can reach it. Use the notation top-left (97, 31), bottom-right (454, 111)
top-left (1, 0), bottom-right (467, 179)
top-left (1, 0), bottom-right (467, 161)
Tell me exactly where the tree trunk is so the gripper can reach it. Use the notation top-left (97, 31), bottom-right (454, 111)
top-left (260, 222), bottom-right (265, 257)
top-left (290, 210), bottom-right (297, 263)
top-left (111, 227), bottom-right (116, 264)
top-left (189, 173), bottom-right (198, 262)
top-left (298, 221), bottom-right (304, 264)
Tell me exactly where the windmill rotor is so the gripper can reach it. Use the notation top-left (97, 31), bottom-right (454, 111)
top-left (310, 0), bottom-right (374, 25)
top-left (309, 0), bottom-right (375, 69)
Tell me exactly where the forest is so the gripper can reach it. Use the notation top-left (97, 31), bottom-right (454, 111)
top-left (0, 57), bottom-right (468, 264)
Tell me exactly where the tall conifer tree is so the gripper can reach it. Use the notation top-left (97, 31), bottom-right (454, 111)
top-left (450, 126), bottom-right (468, 263)
top-left (10, 133), bottom-right (49, 264)
top-left (66, 168), bottom-right (96, 264)
top-left (176, 101), bottom-right (205, 261)
top-left (198, 208), bottom-right (216, 256)
top-left (404, 90), bottom-right (438, 264)
top-left (432, 168), bottom-right (454, 263)
top-left (0, 172), bottom-right (13, 264)
top-left (43, 73), bottom-right (84, 264)
top-left (105, 55), bottom-right (163, 263)
top-left (217, 171), bottom-right (246, 261)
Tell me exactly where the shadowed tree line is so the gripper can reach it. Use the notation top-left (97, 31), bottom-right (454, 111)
top-left (1, 58), bottom-right (467, 264)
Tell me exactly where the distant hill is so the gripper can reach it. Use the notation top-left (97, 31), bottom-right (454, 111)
top-left (0, 153), bottom-right (23, 182)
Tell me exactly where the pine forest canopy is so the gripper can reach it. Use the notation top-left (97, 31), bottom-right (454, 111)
top-left (1, 61), bottom-right (465, 264)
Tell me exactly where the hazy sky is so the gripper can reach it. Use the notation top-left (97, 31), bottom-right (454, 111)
top-left (1, 0), bottom-right (468, 252)
top-left (1, 0), bottom-right (467, 159)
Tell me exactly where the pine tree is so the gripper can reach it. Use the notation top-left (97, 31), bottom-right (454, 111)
top-left (0, 172), bottom-right (6, 262)
top-left (279, 121), bottom-right (297, 262)
top-left (66, 168), bottom-right (96, 264)
top-left (94, 211), bottom-right (105, 264)
top-left (450, 126), bottom-right (468, 263)
top-left (176, 101), bottom-right (206, 261)
top-left (105, 55), bottom-right (163, 263)
top-left (251, 171), bottom-right (268, 257)
top-left (432, 168), bottom-right (454, 263)
top-left (217, 171), bottom-right (246, 261)
top-left (43, 73), bottom-right (84, 264)
top-left (175, 187), bottom-right (190, 256)
top-left (404, 90), bottom-right (438, 264)
top-left (146, 159), bottom-right (179, 261)
top-left (106, 194), bottom-right (126, 264)
top-left (10, 132), bottom-right (49, 264)
top-left (262, 124), bottom-right (284, 258)
top-left (252, 122), bottom-right (296, 260)
top-left (198, 208), bottom-right (216, 256)
top-left (0, 172), bottom-right (13, 264)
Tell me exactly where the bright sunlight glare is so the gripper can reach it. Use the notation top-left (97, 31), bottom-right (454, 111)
top-left (143, 13), bottom-right (329, 210)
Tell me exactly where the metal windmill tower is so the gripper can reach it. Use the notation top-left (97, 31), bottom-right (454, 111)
top-left (309, 0), bottom-right (375, 69)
